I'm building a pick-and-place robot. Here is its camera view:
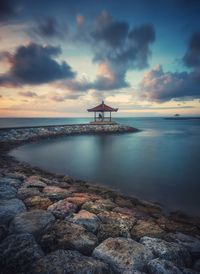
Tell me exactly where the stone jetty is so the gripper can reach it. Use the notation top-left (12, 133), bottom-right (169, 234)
top-left (0, 123), bottom-right (200, 274)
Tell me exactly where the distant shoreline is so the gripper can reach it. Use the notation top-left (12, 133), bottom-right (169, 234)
top-left (164, 117), bottom-right (200, 120)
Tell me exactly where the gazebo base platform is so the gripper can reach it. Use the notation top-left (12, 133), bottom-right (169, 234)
top-left (90, 121), bottom-right (117, 125)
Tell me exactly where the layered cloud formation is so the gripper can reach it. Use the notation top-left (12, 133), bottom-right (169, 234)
top-left (139, 31), bottom-right (200, 101)
top-left (0, 43), bottom-right (75, 86)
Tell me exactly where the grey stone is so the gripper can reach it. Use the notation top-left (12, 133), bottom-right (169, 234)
top-left (147, 258), bottom-right (182, 274)
top-left (0, 182), bottom-right (17, 199)
top-left (165, 232), bottom-right (200, 258)
top-left (31, 249), bottom-right (112, 274)
top-left (40, 220), bottom-right (98, 255)
top-left (140, 236), bottom-right (191, 267)
top-left (93, 237), bottom-right (154, 273)
top-left (47, 199), bottom-right (78, 219)
top-left (9, 209), bottom-right (55, 238)
top-left (72, 209), bottom-right (100, 234)
top-left (0, 198), bottom-right (26, 225)
top-left (0, 233), bottom-right (43, 274)
top-left (82, 199), bottom-right (117, 214)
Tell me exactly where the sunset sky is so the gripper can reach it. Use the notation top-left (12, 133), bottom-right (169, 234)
top-left (0, 0), bottom-right (200, 117)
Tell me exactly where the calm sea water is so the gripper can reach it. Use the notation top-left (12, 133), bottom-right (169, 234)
top-left (7, 117), bottom-right (200, 216)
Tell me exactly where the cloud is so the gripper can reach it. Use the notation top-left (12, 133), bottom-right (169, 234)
top-left (139, 64), bottom-right (200, 102)
top-left (139, 30), bottom-right (200, 102)
top-left (18, 91), bottom-right (38, 97)
top-left (0, 42), bottom-right (75, 86)
top-left (183, 31), bottom-right (200, 68)
top-left (0, 0), bottom-right (19, 23)
top-left (70, 12), bottom-right (155, 91)
top-left (31, 17), bottom-right (68, 39)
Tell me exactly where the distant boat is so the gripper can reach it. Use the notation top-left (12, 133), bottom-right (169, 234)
top-left (174, 114), bottom-right (180, 117)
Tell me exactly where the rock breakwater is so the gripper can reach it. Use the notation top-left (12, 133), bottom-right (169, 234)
top-left (0, 123), bottom-right (200, 273)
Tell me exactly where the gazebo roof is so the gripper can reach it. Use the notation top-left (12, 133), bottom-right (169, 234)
top-left (87, 101), bottom-right (118, 112)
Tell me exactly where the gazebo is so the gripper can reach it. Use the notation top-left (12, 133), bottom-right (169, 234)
top-left (87, 101), bottom-right (118, 124)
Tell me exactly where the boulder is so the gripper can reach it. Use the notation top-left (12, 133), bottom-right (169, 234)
top-left (82, 199), bottom-right (116, 214)
top-left (17, 187), bottom-right (41, 200)
top-left (0, 177), bottom-right (23, 188)
top-left (97, 211), bottom-right (136, 241)
top-left (0, 198), bottom-right (26, 225)
top-left (31, 249), bottom-right (111, 274)
top-left (181, 268), bottom-right (200, 274)
top-left (140, 236), bottom-right (191, 267)
top-left (40, 220), bottom-right (98, 255)
top-left (165, 232), bottom-right (200, 258)
top-left (24, 179), bottom-right (47, 189)
top-left (0, 182), bottom-right (17, 199)
top-left (9, 209), bottom-right (55, 238)
top-left (0, 225), bottom-right (8, 242)
top-left (0, 233), bottom-right (43, 274)
top-left (114, 196), bottom-right (133, 208)
top-left (43, 186), bottom-right (71, 200)
top-left (72, 209), bottom-right (100, 234)
top-left (47, 199), bottom-right (78, 219)
top-left (194, 259), bottom-right (200, 271)
top-left (131, 219), bottom-right (165, 240)
top-left (147, 258), bottom-right (182, 274)
top-left (93, 237), bottom-right (154, 273)
top-left (24, 195), bottom-right (52, 210)
top-left (66, 193), bottom-right (91, 206)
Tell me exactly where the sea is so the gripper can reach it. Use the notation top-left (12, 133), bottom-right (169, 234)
top-left (1, 117), bottom-right (200, 216)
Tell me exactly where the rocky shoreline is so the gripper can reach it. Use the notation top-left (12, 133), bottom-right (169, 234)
top-left (0, 123), bottom-right (200, 274)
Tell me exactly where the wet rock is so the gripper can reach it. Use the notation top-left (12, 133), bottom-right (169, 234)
top-left (47, 199), bottom-right (78, 219)
top-left (0, 225), bottom-right (8, 242)
top-left (93, 237), bottom-right (154, 273)
top-left (181, 268), bottom-right (200, 274)
top-left (66, 193), bottom-right (91, 206)
top-left (113, 206), bottom-right (150, 220)
top-left (24, 195), bottom-right (53, 210)
top-left (147, 258), bottom-right (182, 274)
top-left (24, 177), bottom-right (47, 189)
top-left (31, 249), bottom-right (111, 274)
top-left (114, 196), bottom-right (133, 208)
top-left (0, 177), bottom-right (22, 188)
top-left (165, 232), bottom-right (200, 258)
top-left (136, 200), bottom-right (163, 218)
top-left (17, 186), bottom-right (41, 200)
top-left (97, 211), bottom-right (136, 241)
top-left (9, 209), bottom-right (55, 238)
top-left (0, 198), bottom-right (26, 225)
top-left (0, 233), bottom-right (43, 274)
top-left (40, 220), bottom-right (98, 255)
top-left (140, 236), bottom-right (191, 267)
top-left (43, 185), bottom-right (71, 200)
top-left (72, 209), bottom-right (100, 234)
top-left (82, 199), bottom-right (116, 214)
top-left (0, 182), bottom-right (17, 199)
top-left (194, 259), bottom-right (200, 271)
top-left (131, 219), bottom-right (165, 240)
top-left (3, 171), bottom-right (26, 180)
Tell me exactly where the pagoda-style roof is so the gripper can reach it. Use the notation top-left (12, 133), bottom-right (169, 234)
top-left (87, 101), bottom-right (118, 112)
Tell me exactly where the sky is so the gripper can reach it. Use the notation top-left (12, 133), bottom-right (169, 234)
top-left (0, 0), bottom-right (200, 117)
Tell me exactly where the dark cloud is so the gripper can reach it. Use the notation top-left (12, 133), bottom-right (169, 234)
top-left (32, 17), bottom-right (68, 39)
top-left (140, 64), bottom-right (200, 102)
top-left (0, 43), bottom-right (75, 86)
top-left (72, 12), bottom-right (155, 91)
top-left (183, 31), bottom-right (200, 68)
top-left (18, 91), bottom-right (38, 97)
top-left (0, 0), bottom-right (19, 22)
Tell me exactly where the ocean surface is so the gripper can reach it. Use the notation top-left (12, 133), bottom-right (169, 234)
top-left (4, 117), bottom-right (200, 216)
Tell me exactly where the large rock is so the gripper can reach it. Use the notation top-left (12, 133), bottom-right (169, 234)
top-left (114, 196), bottom-right (133, 208)
top-left (131, 219), bottom-right (165, 240)
top-left (31, 249), bottom-right (111, 274)
top-left (72, 209), bottom-right (100, 234)
top-left (82, 199), bottom-right (116, 214)
top-left (43, 186), bottom-right (71, 200)
top-left (165, 232), bottom-right (200, 258)
top-left (9, 209), bottom-right (55, 238)
top-left (0, 233), bottom-right (43, 274)
top-left (0, 177), bottom-right (23, 188)
top-left (40, 220), bottom-right (98, 255)
top-left (0, 182), bottom-right (17, 199)
top-left (194, 259), bottom-right (200, 271)
top-left (47, 199), bottom-right (78, 219)
top-left (24, 195), bottom-right (52, 210)
top-left (97, 211), bottom-right (136, 242)
top-left (147, 258), bottom-right (182, 274)
top-left (17, 186), bottom-right (41, 200)
top-left (93, 237), bottom-right (154, 273)
top-left (140, 236), bottom-right (191, 267)
top-left (0, 198), bottom-right (26, 225)
top-left (24, 177), bottom-right (47, 189)
top-left (66, 193), bottom-right (91, 206)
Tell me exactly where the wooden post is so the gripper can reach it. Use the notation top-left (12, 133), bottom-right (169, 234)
top-left (94, 112), bottom-right (96, 122)
top-left (110, 111), bottom-right (111, 121)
